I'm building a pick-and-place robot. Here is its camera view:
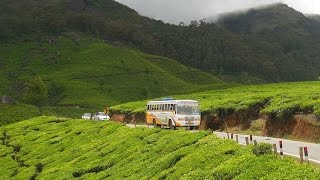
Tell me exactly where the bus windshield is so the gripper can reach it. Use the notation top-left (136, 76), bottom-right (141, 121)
top-left (177, 105), bottom-right (200, 115)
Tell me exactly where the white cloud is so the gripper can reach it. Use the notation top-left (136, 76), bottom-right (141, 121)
top-left (115, 0), bottom-right (320, 24)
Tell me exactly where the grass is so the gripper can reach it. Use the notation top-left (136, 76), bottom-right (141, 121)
top-left (111, 81), bottom-right (320, 119)
top-left (0, 116), bottom-right (320, 179)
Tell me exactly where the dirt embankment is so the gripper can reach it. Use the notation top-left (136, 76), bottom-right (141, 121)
top-left (111, 109), bottom-right (320, 141)
top-left (264, 114), bottom-right (320, 141)
top-left (203, 112), bottom-right (320, 142)
top-left (111, 112), bottom-right (146, 124)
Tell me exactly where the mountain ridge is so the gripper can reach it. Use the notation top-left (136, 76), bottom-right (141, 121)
top-left (1, 0), bottom-right (320, 82)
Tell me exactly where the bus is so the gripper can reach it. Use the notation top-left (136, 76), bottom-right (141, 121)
top-left (146, 99), bottom-right (201, 130)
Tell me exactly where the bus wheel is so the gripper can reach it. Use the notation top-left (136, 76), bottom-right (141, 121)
top-left (169, 120), bottom-right (176, 130)
top-left (153, 120), bottom-right (159, 128)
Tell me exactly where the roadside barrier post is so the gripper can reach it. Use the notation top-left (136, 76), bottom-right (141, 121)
top-left (250, 135), bottom-right (253, 144)
top-left (273, 144), bottom-right (277, 154)
top-left (245, 137), bottom-right (249, 145)
top-left (279, 141), bottom-right (284, 158)
top-left (134, 119), bottom-right (137, 128)
top-left (236, 135), bottom-right (239, 144)
top-left (253, 140), bottom-right (257, 146)
top-left (299, 147), bottom-right (304, 164)
top-left (304, 147), bottom-right (309, 163)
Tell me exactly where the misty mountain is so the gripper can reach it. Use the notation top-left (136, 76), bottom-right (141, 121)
top-left (218, 4), bottom-right (320, 80)
top-left (308, 15), bottom-right (320, 22)
top-left (1, 0), bottom-right (320, 82)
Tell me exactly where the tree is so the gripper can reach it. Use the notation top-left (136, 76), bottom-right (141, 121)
top-left (24, 77), bottom-right (48, 115)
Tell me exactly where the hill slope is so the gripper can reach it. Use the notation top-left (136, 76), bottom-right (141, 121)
top-left (112, 81), bottom-right (320, 117)
top-left (0, 37), bottom-right (224, 109)
top-left (218, 4), bottom-right (320, 81)
top-left (1, 116), bottom-right (320, 179)
top-left (1, 0), bottom-right (320, 81)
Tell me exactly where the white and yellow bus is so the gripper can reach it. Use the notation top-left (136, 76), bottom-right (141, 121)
top-left (146, 99), bottom-right (201, 130)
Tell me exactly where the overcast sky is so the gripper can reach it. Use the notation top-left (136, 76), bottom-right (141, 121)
top-left (115, 0), bottom-right (320, 24)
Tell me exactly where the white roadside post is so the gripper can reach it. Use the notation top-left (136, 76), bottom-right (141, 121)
top-left (304, 147), bottom-right (309, 163)
top-left (245, 137), bottom-right (249, 145)
top-left (299, 147), bottom-right (304, 164)
top-left (273, 144), bottom-right (277, 154)
top-left (279, 141), bottom-right (284, 158)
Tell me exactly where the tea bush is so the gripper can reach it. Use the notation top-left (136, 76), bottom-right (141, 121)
top-left (0, 116), bottom-right (319, 179)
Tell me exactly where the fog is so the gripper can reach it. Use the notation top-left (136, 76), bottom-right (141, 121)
top-left (115, 0), bottom-right (320, 24)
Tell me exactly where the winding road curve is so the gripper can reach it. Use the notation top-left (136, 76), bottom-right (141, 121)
top-left (213, 132), bottom-right (320, 164)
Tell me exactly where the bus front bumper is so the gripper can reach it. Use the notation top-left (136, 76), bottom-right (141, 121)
top-left (175, 121), bottom-right (200, 127)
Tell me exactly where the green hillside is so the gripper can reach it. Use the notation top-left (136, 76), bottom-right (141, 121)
top-left (0, 37), bottom-right (224, 107)
top-left (1, 0), bottom-right (320, 82)
top-left (0, 37), bottom-right (227, 125)
top-left (0, 104), bottom-right (40, 126)
top-left (1, 116), bottom-right (319, 179)
top-left (218, 4), bottom-right (320, 81)
top-left (111, 81), bottom-right (320, 119)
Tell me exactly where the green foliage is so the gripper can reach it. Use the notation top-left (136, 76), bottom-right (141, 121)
top-left (0, 116), bottom-right (320, 179)
top-left (252, 143), bottom-right (273, 156)
top-left (0, 104), bottom-right (40, 126)
top-left (0, 37), bottom-right (224, 110)
top-left (1, 1), bottom-right (320, 82)
top-left (23, 76), bottom-right (48, 108)
top-left (112, 81), bottom-right (320, 120)
top-left (42, 106), bottom-right (95, 119)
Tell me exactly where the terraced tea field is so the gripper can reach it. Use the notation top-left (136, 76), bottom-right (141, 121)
top-left (111, 81), bottom-right (320, 119)
top-left (1, 116), bottom-right (320, 179)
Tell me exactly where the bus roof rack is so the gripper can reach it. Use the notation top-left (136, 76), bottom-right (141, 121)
top-left (161, 97), bottom-right (175, 101)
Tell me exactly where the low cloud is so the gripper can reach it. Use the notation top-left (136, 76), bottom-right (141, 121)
top-left (115, 0), bottom-right (320, 24)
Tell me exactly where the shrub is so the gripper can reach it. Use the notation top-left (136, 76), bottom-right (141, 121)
top-left (252, 143), bottom-right (272, 156)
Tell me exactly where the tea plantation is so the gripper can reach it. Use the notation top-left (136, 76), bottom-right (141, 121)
top-left (0, 37), bottom-right (227, 126)
top-left (0, 37), bottom-right (224, 108)
top-left (1, 116), bottom-right (319, 179)
top-left (111, 81), bottom-right (320, 119)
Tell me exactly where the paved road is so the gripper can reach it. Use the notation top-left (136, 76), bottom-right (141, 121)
top-left (213, 132), bottom-right (320, 164)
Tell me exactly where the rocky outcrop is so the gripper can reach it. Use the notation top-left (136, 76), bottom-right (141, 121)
top-left (2, 95), bottom-right (16, 105)
top-left (111, 112), bottom-right (146, 124)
